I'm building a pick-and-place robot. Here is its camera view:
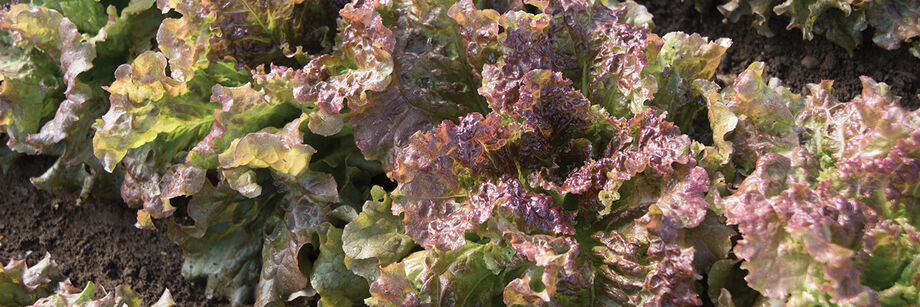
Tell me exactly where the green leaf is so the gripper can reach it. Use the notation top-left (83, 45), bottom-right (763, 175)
top-left (0, 30), bottom-right (64, 153)
top-left (92, 51), bottom-right (215, 172)
top-left (313, 226), bottom-right (371, 307)
top-left (168, 182), bottom-right (271, 305)
top-left (643, 32), bottom-right (731, 141)
top-left (254, 202), bottom-right (328, 306)
top-left (366, 242), bottom-right (517, 306)
top-left (717, 0), bottom-right (777, 36)
top-left (866, 0), bottom-right (920, 51)
top-left (342, 186), bottom-right (415, 282)
top-left (188, 82), bottom-right (301, 170)
top-left (860, 221), bottom-right (920, 307)
top-left (0, 253), bottom-right (61, 306)
top-left (219, 115), bottom-right (314, 179)
top-left (1, 4), bottom-right (95, 154)
top-left (30, 0), bottom-right (107, 34)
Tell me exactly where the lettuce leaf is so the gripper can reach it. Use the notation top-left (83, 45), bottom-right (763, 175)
top-left (1, 252), bottom-right (166, 307)
top-left (0, 0), bottom-right (163, 202)
top-left (341, 186), bottom-right (415, 282)
top-left (702, 61), bottom-right (920, 305)
top-left (709, 0), bottom-right (918, 54)
top-left (4, 0), bottom-right (920, 305)
top-left (366, 241), bottom-right (519, 306)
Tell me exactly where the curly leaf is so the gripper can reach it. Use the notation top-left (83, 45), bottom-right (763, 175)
top-left (0, 4), bottom-right (95, 154)
top-left (720, 153), bottom-right (879, 305)
top-left (294, 2), bottom-right (394, 129)
top-left (0, 253), bottom-right (61, 306)
top-left (311, 225), bottom-right (371, 307)
top-left (866, 0), bottom-right (920, 51)
top-left (346, 0), bottom-right (492, 161)
top-left (341, 186), bottom-right (415, 282)
top-left (502, 233), bottom-right (590, 305)
top-left (255, 202), bottom-right (329, 306)
top-left (32, 283), bottom-right (143, 307)
top-left (389, 112), bottom-right (522, 250)
top-left (717, 0), bottom-right (777, 36)
top-left (168, 182), bottom-right (268, 305)
top-left (366, 242), bottom-right (519, 306)
top-left (643, 32), bottom-right (731, 139)
top-left (187, 80), bottom-right (300, 170)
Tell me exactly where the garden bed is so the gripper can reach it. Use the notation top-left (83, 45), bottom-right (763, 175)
top-left (1, 1), bottom-right (918, 305)
top-left (639, 0), bottom-right (920, 109)
top-left (0, 156), bottom-right (220, 305)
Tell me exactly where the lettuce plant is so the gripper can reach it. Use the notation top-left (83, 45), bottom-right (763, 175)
top-left (0, 252), bottom-right (175, 306)
top-left (0, 0), bottom-right (163, 201)
top-left (698, 62), bottom-right (920, 306)
top-left (1, 0), bottom-right (919, 306)
top-left (704, 0), bottom-right (920, 55)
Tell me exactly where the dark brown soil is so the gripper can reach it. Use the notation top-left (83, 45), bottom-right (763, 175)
top-left (638, 0), bottom-right (920, 109)
top-left (0, 155), bottom-right (223, 306)
top-left (1, 3), bottom-right (918, 307)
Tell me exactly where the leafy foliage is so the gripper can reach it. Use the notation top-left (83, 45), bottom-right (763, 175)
top-left (698, 62), bottom-right (920, 305)
top-left (706, 0), bottom-right (920, 55)
top-left (0, 252), bottom-right (174, 306)
top-left (1, 0), bottom-right (919, 306)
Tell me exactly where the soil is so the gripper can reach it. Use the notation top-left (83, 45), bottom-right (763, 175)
top-left (1, 3), bottom-right (919, 307)
top-left (637, 0), bottom-right (920, 109)
top-left (0, 155), bottom-right (225, 306)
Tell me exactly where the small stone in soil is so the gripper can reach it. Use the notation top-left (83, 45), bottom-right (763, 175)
top-left (801, 56), bottom-right (819, 69)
